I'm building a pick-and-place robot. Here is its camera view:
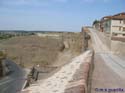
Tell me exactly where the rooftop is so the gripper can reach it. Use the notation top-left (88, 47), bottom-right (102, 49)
top-left (101, 12), bottom-right (125, 21)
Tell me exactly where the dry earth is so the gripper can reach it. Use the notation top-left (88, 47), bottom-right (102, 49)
top-left (0, 32), bottom-right (84, 72)
top-left (0, 36), bottom-right (64, 68)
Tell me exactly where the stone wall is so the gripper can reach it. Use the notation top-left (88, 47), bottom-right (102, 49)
top-left (111, 40), bottom-right (125, 56)
top-left (64, 50), bottom-right (94, 93)
top-left (0, 60), bottom-right (3, 77)
top-left (81, 27), bottom-right (91, 50)
top-left (62, 32), bottom-right (84, 53)
top-left (36, 31), bottom-right (85, 53)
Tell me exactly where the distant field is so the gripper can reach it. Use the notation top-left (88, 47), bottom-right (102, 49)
top-left (0, 32), bottom-right (84, 68)
top-left (0, 36), bottom-right (64, 68)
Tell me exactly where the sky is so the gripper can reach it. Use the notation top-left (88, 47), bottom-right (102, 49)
top-left (0, 0), bottom-right (125, 31)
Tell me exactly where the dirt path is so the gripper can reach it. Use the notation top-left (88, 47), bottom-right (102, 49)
top-left (22, 50), bottom-right (92, 93)
top-left (52, 50), bottom-right (76, 67)
top-left (37, 50), bottom-right (76, 80)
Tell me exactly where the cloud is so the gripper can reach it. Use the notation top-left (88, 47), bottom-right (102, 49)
top-left (0, 0), bottom-right (112, 8)
top-left (83, 0), bottom-right (95, 3)
top-left (82, 0), bottom-right (112, 3)
top-left (103, 0), bottom-right (111, 3)
top-left (0, 0), bottom-right (70, 8)
top-left (54, 0), bottom-right (68, 3)
top-left (1, 0), bottom-right (68, 5)
top-left (0, 0), bottom-right (51, 8)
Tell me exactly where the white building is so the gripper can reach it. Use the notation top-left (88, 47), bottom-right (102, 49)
top-left (101, 12), bottom-right (125, 37)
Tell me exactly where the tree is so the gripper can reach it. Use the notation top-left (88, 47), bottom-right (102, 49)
top-left (93, 20), bottom-right (100, 25)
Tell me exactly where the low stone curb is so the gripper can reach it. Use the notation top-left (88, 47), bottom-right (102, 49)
top-left (64, 50), bottom-right (94, 93)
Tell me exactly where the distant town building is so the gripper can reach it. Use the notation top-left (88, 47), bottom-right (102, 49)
top-left (36, 33), bottom-right (60, 37)
top-left (101, 12), bottom-right (125, 37)
top-left (93, 12), bottom-right (125, 37)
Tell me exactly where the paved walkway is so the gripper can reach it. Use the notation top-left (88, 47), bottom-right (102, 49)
top-left (88, 28), bottom-right (125, 93)
top-left (91, 54), bottom-right (125, 93)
